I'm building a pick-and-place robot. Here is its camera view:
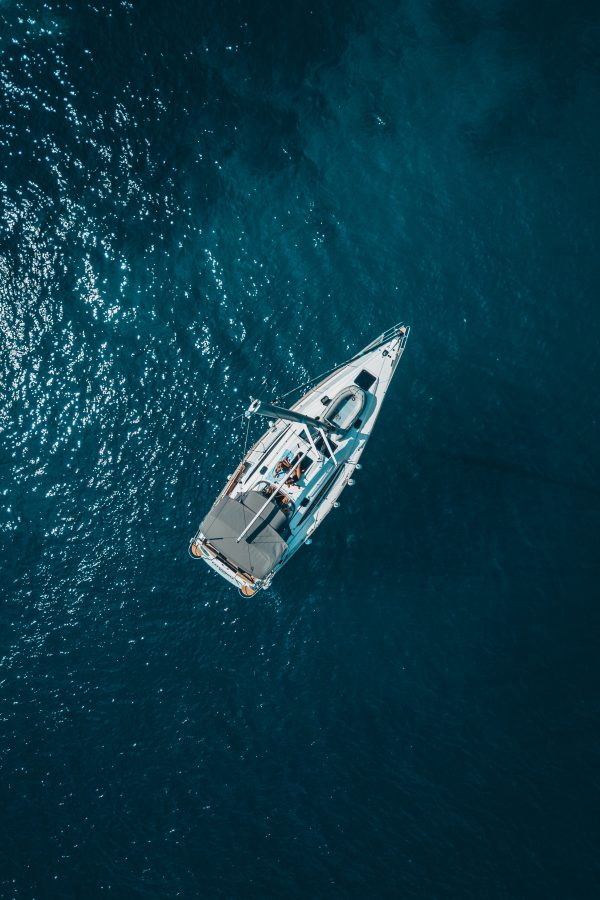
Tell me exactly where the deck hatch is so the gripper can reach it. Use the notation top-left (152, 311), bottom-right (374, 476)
top-left (354, 369), bottom-right (376, 391)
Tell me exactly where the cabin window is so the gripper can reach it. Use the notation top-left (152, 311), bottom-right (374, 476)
top-left (299, 456), bottom-right (313, 475)
top-left (354, 369), bottom-right (376, 391)
top-left (314, 435), bottom-right (338, 458)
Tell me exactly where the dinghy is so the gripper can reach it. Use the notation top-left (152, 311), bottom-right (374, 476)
top-left (190, 322), bottom-right (410, 595)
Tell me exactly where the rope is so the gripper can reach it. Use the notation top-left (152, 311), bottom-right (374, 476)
top-left (242, 414), bottom-right (251, 458)
top-left (275, 359), bottom-right (345, 403)
top-left (240, 323), bottom-right (407, 407)
top-left (273, 325), bottom-right (402, 402)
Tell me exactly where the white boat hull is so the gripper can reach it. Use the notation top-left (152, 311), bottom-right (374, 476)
top-left (190, 323), bottom-right (410, 594)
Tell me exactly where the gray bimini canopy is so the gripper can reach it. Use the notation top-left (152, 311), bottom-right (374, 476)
top-left (200, 490), bottom-right (289, 579)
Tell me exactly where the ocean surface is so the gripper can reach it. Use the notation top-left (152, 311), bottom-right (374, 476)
top-left (1, 1), bottom-right (599, 897)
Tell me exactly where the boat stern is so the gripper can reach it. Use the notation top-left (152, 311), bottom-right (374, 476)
top-left (189, 536), bottom-right (262, 596)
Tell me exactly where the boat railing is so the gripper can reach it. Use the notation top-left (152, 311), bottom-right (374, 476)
top-left (358, 322), bottom-right (409, 357)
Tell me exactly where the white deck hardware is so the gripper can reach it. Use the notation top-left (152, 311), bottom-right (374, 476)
top-left (318, 428), bottom-right (338, 466)
top-left (302, 424), bottom-right (321, 460)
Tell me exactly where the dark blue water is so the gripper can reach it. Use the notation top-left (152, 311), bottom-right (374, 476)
top-left (1, 1), bottom-right (599, 897)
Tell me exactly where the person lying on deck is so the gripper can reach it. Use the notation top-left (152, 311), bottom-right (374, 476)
top-left (285, 463), bottom-right (302, 485)
top-left (275, 455), bottom-right (292, 476)
top-left (275, 454), bottom-right (302, 484)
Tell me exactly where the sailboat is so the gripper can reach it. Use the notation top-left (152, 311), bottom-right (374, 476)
top-left (190, 322), bottom-right (410, 595)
